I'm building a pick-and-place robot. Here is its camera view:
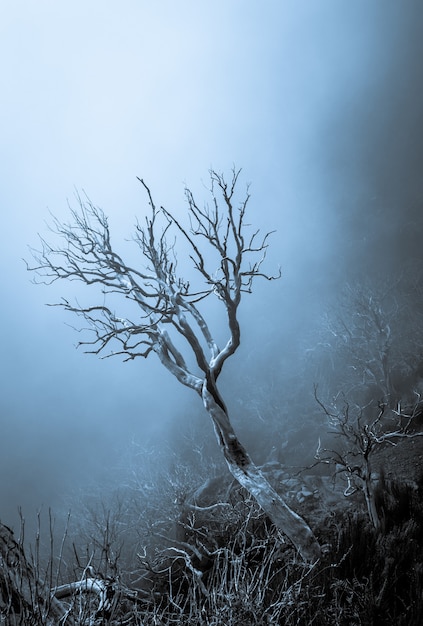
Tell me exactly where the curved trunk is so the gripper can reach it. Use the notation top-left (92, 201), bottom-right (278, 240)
top-left (202, 384), bottom-right (321, 562)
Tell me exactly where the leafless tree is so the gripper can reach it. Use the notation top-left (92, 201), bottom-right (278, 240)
top-left (27, 168), bottom-right (320, 561)
top-left (314, 280), bottom-right (423, 410)
top-left (314, 386), bottom-right (423, 530)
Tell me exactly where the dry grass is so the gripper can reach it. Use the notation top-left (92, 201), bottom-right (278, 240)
top-left (2, 477), bottom-right (423, 625)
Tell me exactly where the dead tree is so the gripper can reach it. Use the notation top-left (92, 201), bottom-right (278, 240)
top-left (28, 168), bottom-right (320, 561)
top-left (314, 387), bottom-right (423, 530)
top-left (315, 280), bottom-right (423, 410)
top-left (51, 566), bottom-right (140, 624)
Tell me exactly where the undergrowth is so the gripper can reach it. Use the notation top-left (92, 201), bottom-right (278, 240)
top-left (1, 478), bottom-right (423, 625)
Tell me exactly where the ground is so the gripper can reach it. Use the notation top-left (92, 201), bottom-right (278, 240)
top-left (374, 434), bottom-right (423, 483)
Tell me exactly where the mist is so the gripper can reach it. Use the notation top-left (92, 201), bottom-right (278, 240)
top-left (1, 1), bottom-right (423, 540)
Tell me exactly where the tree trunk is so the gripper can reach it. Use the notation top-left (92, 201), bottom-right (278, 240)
top-left (363, 473), bottom-right (381, 531)
top-left (202, 385), bottom-right (321, 561)
top-left (0, 523), bottom-right (74, 625)
top-left (52, 576), bottom-right (122, 622)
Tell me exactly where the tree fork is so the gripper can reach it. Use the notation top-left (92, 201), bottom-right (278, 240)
top-left (28, 168), bottom-right (321, 562)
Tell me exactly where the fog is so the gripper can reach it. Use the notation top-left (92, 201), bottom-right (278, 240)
top-left (1, 1), bottom-right (423, 534)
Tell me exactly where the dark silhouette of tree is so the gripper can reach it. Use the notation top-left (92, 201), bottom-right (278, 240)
top-left (0, 522), bottom-right (74, 624)
top-left (27, 168), bottom-right (320, 561)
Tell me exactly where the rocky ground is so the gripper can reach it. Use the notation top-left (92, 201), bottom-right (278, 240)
top-left (181, 434), bottom-right (423, 535)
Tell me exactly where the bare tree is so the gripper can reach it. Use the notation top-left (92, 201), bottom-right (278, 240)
top-left (314, 280), bottom-right (423, 410)
top-left (28, 169), bottom-right (320, 561)
top-left (314, 387), bottom-right (423, 530)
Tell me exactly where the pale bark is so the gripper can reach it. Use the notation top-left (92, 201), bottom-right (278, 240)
top-left (363, 474), bottom-right (381, 531)
top-left (28, 169), bottom-right (321, 562)
top-left (52, 575), bottom-right (122, 622)
top-left (202, 384), bottom-right (321, 561)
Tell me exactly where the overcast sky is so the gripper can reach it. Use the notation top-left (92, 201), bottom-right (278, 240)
top-left (1, 1), bottom-right (423, 530)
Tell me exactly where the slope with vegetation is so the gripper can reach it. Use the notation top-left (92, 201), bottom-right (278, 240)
top-left (2, 170), bottom-right (423, 624)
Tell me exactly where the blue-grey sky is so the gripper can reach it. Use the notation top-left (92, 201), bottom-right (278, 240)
top-left (1, 1), bottom-right (423, 529)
